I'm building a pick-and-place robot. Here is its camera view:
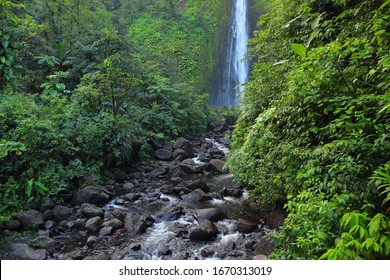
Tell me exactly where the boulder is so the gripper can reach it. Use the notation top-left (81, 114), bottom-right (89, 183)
top-left (123, 193), bottom-right (142, 202)
top-left (73, 186), bottom-right (111, 206)
top-left (85, 216), bottom-right (103, 232)
top-left (40, 197), bottom-right (55, 212)
top-left (253, 237), bottom-right (274, 256)
top-left (9, 243), bottom-right (46, 260)
top-left (156, 206), bottom-right (183, 222)
top-left (4, 219), bottom-right (22, 231)
top-left (172, 149), bottom-right (186, 160)
top-left (99, 226), bottom-right (113, 236)
top-left (195, 208), bottom-right (227, 223)
top-left (189, 220), bottom-right (220, 241)
top-left (115, 182), bottom-right (135, 195)
top-left (111, 209), bottom-right (127, 221)
top-left (86, 236), bottom-right (98, 247)
top-left (173, 138), bottom-right (194, 158)
top-left (179, 158), bottom-right (197, 174)
top-left (219, 138), bottom-right (232, 145)
top-left (221, 188), bottom-right (243, 198)
top-left (209, 159), bottom-right (228, 174)
top-left (149, 165), bottom-right (167, 178)
top-left (154, 148), bottom-right (172, 161)
top-left (187, 180), bottom-right (210, 193)
top-left (236, 219), bottom-right (258, 233)
top-left (124, 212), bottom-right (154, 237)
top-left (13, 210), bottom-right (43, 230)
top-left (30, 236), bottom-right (56, 250)
top-left (102, 218), bottom-right (123, 230)
top-left (80, 203), bottom-right (104, 218)
top-left (209, 148), bottom-right (225, 159)
top-left (52, 205), bottom-right (71, 222)
top-left (181, 189), bottom-right (212, 203)
top-left (208, 121), bottom-right (227, 133)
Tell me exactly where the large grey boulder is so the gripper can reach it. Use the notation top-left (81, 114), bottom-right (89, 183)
top-left (124, 212), bottom-right (154, 237)
top-left (173, 138), bottom-right (194, 158)
top-left (181, 189), bottom-right (212, 203)
top-left (13, 210), bottom-right (43, 230)
top-left (73, 186), bottom-right (111, 206)
top-left (52, 205), bottom-right (71, 222)
top-left (9, 243), bottom-right (46, 260)
top-left (195, 208), bottom-right (227, 223)
top-left (189, 220), bottom-right (220, 241)
top-left (80, 203), bottom-right (104, 218)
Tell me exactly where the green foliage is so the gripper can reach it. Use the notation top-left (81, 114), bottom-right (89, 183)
top-left (228, 0), bottom-right (390, 259)
top-left (321, 211), bottom-right (390, 259)
top-left (0, 0), bottom-right (223, 219)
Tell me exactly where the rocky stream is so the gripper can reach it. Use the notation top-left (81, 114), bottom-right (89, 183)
top-left (0, 121), bottom-right (285, 260)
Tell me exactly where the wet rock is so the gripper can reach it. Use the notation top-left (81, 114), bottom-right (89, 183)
top-left (10, 243), bottom-right (46, 260)
top-left (74, 218), bottom-right (86, 230)
top-left (40, 197), bottom-right (55, 212)
top-left (172, 148), bottom-right (185, 160)
top-left (43, 210), bottom-right (53, 221)
top-left (102, 218), bottom-right (123, 230)
top-left (170, 177), bottom-right (183, 184)
top-left (160, 185), bottom-right (173, 194)
top-left (116, 198), bottom-right (125, 205)
top-left (209, 121), bottom-right (227, 133)
top-left (169, 165), bottom-right (187, 178)
top-left (195, 208), bottom-right (227, 223)
top-left (73, 186), bottom-right (111, 206)
top-left (99, 226), bottom-right (113, 236)
top-left (181, 189), bottom-right (212, 203)
top-left (43, 220), bottom-right (54, 230)
top-left (187, 180), bottom-right (210, 193)
top-left (209, 159), bottom-right (228, 174)
top-left (221, 188), bottom-right (243, 198)
top-left (85, 216), bottom-right (103, 232)
top-left (111, 209), bottom-right (127, 221)
top-left (173, 138), bottom-right (194, 158)
top-left (229, 250), bottom-right (244, 257)
top-left (13, 210), bottom-right (43, 230)
top-left (250, 254), bottom-right (268, 260)
top-left (173, 186), bottom-right (191, 195)
top-left (95, 253), bottom-right (111, 260)
top-left (209, 148), bottom-right (225, 159)
top-left (190, 220), bottom-right (220, 241)
top-left (149, 165), bottom-right (167, 178)
top-left (155, 148), bottom-right (172, 161)
top-left (253, 237), bottom-right (274, 256)
top-left (236, 219), bottom-right (258, 234)
top-left (219, 138), bottom-right (232, 145)
top-left (200, 246), bottom-right (215, 258)
top-left (124, 193), bottom-right (142, 202)
top-left (4, 219), bottom-right (22, 231)
top-left (179, 159), bottom-right (197, 174)
top-left (124, 212), bottom-right (154, 237)
top-left (86, 236), bottom-right (98, 247)
top-left (81, 203), bottom-right (104, 218)
top-left (30, 236), bottom-right (56, 250)
top-left (131, 243), bottom-right (142, 251)
top-left (52, 205), bottom-right (71, 222)
top-left (158, 246), bottom-right (173, 257)
top-left (156, 206), bottom-right (183, 222)
top-left (116, 182), bottom-right (135, 195)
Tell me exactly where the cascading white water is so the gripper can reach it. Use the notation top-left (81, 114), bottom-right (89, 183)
top-left (232, 0), bottom-right (249, 104)
top-left (210, 0), bottom-right (249, 106)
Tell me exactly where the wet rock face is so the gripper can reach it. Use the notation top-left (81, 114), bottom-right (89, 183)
top-left (195, 208), bottom-right (227, 223)
top-left (124, 212), bottom-right (154, 237)
top-left (13, 210), bottom-right (44, 230)
top-left (189, 220), bottom-right (220, 241)
top-left (73, 186), bottom-right (111, 206)
top-left (81, 203), bottom-right (104, 218)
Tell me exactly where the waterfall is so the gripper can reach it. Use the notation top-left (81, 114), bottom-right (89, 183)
top-left (210, 0), bottom-right (250, 106)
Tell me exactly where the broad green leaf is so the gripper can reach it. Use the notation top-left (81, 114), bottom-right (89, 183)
top-left (292, 43), bottom-right (306, 58)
